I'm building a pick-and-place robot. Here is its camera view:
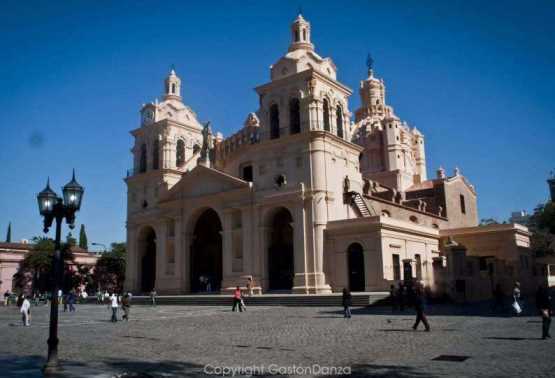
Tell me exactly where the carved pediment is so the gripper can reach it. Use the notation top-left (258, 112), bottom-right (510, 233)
top-left (160, 165), bottom-right (249, 202)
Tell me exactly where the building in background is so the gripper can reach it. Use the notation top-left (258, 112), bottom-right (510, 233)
top-left (124, 14), bottom-right (541, 299)
top-left (0, 242), bottom-right (98, 294)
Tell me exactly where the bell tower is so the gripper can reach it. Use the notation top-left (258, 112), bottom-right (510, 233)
top-left (164, 68), bottom-right (182, 101)
top-left (289, 13), bottom-right (314, 52)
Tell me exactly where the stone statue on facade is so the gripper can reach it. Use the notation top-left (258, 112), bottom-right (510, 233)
top-left (198, 121), bottom-right (214, 167)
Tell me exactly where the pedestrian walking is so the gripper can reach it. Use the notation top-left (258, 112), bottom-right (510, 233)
top-left (412, 287), bottom-right (430, 331)
top-left (122, 294), bottom-right (131, 321)
top-left (4, 291), bottom-right (10, 306)
top-left (342, 288), bottom-right (352, 318)
top-left (389, 285), bottom-right (397, 312)
top-left (150, 289), bottom-right (157, 306)
top-left (20, 296), bottom-right (31, 326)
top-left (63, 294), bottom-right (68, 312)
top-left (536, 285), bottom-right (552, 340)
top-left (397, 282), bottom-right (405, 312)
top-left (232, 286), bottom-right (243, 312)
top-left (110, 293), bottom-right (119, 322)
top-left (512, 282), bottom-right (522, 316)
top-left (68, 292), bottom-right (76, 312)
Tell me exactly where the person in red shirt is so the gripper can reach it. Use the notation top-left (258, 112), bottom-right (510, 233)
top-left (232, 286), bottom-right (243, 312)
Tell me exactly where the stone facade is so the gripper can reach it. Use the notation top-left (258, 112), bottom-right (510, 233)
top-left (124, 14), bottom-right (537, 298)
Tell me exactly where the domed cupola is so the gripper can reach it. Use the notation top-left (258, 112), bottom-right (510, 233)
top-left (164, 68), bottom-right (182, 101)
top-left (288, 13), bottom-right (314, 52)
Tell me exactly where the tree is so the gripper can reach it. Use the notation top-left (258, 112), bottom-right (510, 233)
top-left (529, 202), bottom-right (555, 257)
top-left (66, 232), bottom-right (77, 246)
top-left (5, 222), bottom-right (11, 243)
top-left (79, 224), bottom-right (88, 250)
top-left (93, 242), bottom-right (126, 292)
top-left (480, 218), bottom-right (499, 226)
top-left (13, 237), bottom-right (78, 294)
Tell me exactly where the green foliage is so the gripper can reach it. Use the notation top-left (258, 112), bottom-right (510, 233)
top-left (79, 224), bottom-right (88, 250)
top-left (93, 242), bottom-right (126, 292)
top-left (529, 202), bottom-right (555, 257)
top-left (480, 218), bottom-right (499, 226)
top-left (66, 232), bottom-right (77, 246)
top-left (13, 237), bottom-right (80, 294)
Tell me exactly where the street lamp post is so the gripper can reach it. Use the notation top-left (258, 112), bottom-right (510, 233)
top-left (37, 170), bottom-right (84, 374)
top-left (91, 242), bottom-right (107, 253)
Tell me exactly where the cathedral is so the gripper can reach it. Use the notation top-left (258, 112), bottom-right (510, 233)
top-left (124, 14), bottom-right (534, 297)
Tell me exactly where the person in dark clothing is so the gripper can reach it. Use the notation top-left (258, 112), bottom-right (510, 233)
top-left (389, 285), bottom-right (397, 312)
top-left (412, 287), bottom-right (430, 331)
top-left (63, 294), bottom-right (68, 312)
top-left (492, 283), bottom-right (504, 313)
top-left (397, 282), bottom-right (405, 312)
top-left (536, 285), bottom-right (552, 339)
top-left (122, 294), bottom-right (131, 321)
top-left (68, 292), bottom-right (76, 312)
top-left (342, 288), bottom-right (352, 318)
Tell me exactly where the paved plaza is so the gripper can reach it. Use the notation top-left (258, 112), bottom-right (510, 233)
top-left (0, 303), bottom-right (553, 377)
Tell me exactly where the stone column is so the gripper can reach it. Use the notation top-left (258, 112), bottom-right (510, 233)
top-left (220, 210), bottom-right (233, 292)
top-left (173, 216), bottom-right (183, 293)
top-left (154, 222), bottom-right (166, 291)
top-left (125, 226), bottom-right (139, 293)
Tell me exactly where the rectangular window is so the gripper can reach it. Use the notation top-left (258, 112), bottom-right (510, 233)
top-left (393, 254), bottom-right (401, 281)
top-left (460, 194), bottom-right (466, 214)
top-left (415, 254), bottom-right (422, 279)
top-left (241, 165), bottom-right (253, 182)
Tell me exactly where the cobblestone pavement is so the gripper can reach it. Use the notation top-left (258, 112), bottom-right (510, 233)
top-left (0, 303), bottom-right (553, 377)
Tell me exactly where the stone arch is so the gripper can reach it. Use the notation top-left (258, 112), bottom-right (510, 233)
top-left (176, 138), bottom-right (186, 167)
top-left (269, 103), bottom-right (280, 139)
top-left (347, 242), bottom-right (365, 292)
top-left (322, 98), bottom-right (331, 132)
top-left (265, 207), bottom-right (295, 291)
top-left (138, 225), bottom-right (157, 293)
top-left (189, 208), bottom-right (223, 293)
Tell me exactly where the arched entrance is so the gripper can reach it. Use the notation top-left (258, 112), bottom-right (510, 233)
top-left (347, 243), bottom-right (365, 292)
top-left (268, 208), bottom-right (294, 291)
top-left (138, 227), bottom-right (156, 293)
top-left (190, 209), bottom-right (222, 292)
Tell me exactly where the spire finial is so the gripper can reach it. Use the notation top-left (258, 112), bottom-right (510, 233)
top-left (298, 6), bottom-right (303, 16)
top-left (46, 176), bottom-right (51, 189)
top-left (366, 53), bottom-right (374, 76)
top-left (72, 168), bottom-right (76, 181)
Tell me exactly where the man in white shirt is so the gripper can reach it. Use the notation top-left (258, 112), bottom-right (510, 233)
top-left (20, 296), bottom-right (31, 326)
top-left (110, 293), bottom-right (119, 322)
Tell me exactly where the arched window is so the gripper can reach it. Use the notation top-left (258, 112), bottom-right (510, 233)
top-left (152, 140), bottom-right (159, 170)
top-left (289, 98), bottom-right (301, 134)
top-left (270, 104), bottom-right (280, 139)
top-left (336, 105), bottom-right (344, 138)
top-left (302, 29), bottom-right (307, 41)
top-left (176, 139), bottom-right (185, 166)
top-left (139, 144), bottom-right (147, 173)
top-left (323, 99), bottom-right (330, 132)
top-left (171, 83), bottom-right (176, 94)
top-left (295, 29), bottom-right (300, 42)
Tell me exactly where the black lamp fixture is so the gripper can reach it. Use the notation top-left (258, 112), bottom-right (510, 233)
top-left (36, 170), bottom-right (84, 374)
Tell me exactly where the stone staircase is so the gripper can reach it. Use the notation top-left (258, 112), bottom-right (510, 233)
top-left (348, 191), bottom-right (376, 217)
top-left (99, 292), bottom-right (390, 307)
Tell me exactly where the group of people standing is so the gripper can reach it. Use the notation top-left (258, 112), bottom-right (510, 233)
top-left (107, 292), bottom-right (132, 322)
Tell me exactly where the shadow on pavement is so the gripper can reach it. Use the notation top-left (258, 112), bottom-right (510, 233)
top-left (349, 363), bottom-right (436, 378)
top-left (319, 302), bottom-right (541, 318)
top-left (483, 336), bottom-right (543, 341)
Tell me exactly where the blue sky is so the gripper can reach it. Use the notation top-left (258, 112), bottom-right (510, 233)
top-left (0, 1), bottom-right (554, 250)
